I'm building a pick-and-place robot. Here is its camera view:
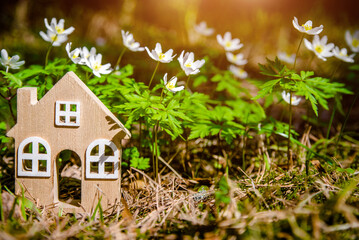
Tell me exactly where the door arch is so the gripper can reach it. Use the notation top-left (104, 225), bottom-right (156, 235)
top-left (56, 150), bottom-right (82, 206)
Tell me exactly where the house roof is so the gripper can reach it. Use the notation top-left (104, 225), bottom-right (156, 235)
top-left (7, 71), bottom-right (131, 139)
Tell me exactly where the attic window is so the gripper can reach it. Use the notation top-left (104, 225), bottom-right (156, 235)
top-left (85, 139), bottom-right (119, 179)
top-left (55, 101), bottom-right (80, 127)
top-left (18, 137), bottom-right (51, 177)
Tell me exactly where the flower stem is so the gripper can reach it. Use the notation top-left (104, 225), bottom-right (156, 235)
top-left (326, 104), bottom-right (336, 139)
top-left (139, 117), bottom-right (142, 152)
top-left (185, 75), bottom-right (191, 89)
top-left (115, 48), bottom-right (126, 69)
top-left (149, 61), bottom-right (160, 89)
top-left (154, 120), bottom-right (160, 183)
top-left (45, 41), bottom-right (55, 67)
top-left (293, 33), bottom-right (305, 70)
top-left (287, 91), bottom-right (293, 169)
top-left (7, 88), bottom-right (16, 123)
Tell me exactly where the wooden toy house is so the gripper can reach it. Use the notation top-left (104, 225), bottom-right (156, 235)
top-left (7, 71), bottom-right (131, 212)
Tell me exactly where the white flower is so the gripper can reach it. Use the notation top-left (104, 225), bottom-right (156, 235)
top-left (333, 47), bottom-right (355, 63)
top-left (65, 43), bottom-right (82, 64)
top-left (145, 43), bottom-right (175, 63)
top-left (304, 35), bottom-right (334, 61)
top-left (229, 65), bottom-right (248, 79)
top-left (163, 73), bottom-right (184, 93)
top-left (177, 51), bottom-right (205, 76)
top-left (282, 91), bottom-right (301, 105)
top-left (121, 30), bottom-right (145, 52)
top-left (277, 51), bottom-right (295, 64)
top-left (225, 52), bottom-right (247, 65)
top-left (292, 17), bottom-right (323, 35)
top-left (39, 30), bottom-right (68, 46)
top-left (79, 46), bottom-right (97, 65)
top-left (44, 18), bottom-right (75, 36)
top-left (86, 53), bottom-right (112, 77)
top-left (217, 32), bottom-right (243, 52)
top-left (345, 30), bottom-right (359, 53)
top-left (194, 21), bottom-right (214, 36)
top-left (0, 49), bottom-right (25, 69)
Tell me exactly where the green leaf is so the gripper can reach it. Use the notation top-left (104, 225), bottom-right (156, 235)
top-left (130, 157), bottom-right (150, 170)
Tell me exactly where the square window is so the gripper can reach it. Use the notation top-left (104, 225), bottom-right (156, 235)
top-left (38, 160), bottom-right (47, 172)
top-left (104, 162), bottom-right (114, 174)
top-left (70, 116), bottom-right (77, 123)
top-left (60, 104), bottom-right (66, 111)
top-left (55, 101), bottom-right (80, 127)
top-left (90, 162), bottom-right (98, 173)
top-left (59, 116), bottom-right (66, 123)
top-left (23, 159), bottom-right (32, 171)
top-left (70, 104), bottom-right (77, 112)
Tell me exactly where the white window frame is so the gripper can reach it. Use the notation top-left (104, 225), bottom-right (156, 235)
top-left (85, 139), bottom-right (119, 179)
top-left (18, 137), bottom-right (51, 177)
top-left (55, 101), bottom-right (80, 127)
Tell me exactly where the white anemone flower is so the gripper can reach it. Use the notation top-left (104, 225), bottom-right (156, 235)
top-left (304, 35), bottom-right (334, 61)
top-left (345, 30), bottom-right (359, 53)
top-left (39, 30), bottom-right (68, 46)
top-left (0, 49), bottom-right (25, 70)
top-left (163, 73), bottom-right (184, 93)
top-left (121, 30), bottom-right (145, 52)
top-left (217, 32), bottom-right (243, 52)
top-left (229, 65), bottom-right (248, 79)
top-left (292, 17), bottom-right (323, 35)
top-left (79, 46), bottom-right (97, 65)
top-left (277, 51), bottom-right (295, 64)
top-left (178, 51), bottom-right (205, 76)
top-left (86, 53), bottom-right (112, 78)
top-left (65, 43), bottom-right (82, 64)
top-left (44, 18), bottom-right (75, 36)
top-left (194, 21), bottom-right (214, 36)
top-left (333, 47), bottom-right (355, 63)
top-left (282, 91), bottom-right (301, 106)
top-left (145, 43), bottom-right (175, 63)
top-left (225, 52), bottom-right (247, 65)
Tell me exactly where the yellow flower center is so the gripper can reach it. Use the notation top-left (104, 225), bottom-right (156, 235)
top-left (225, 41), bottom-right (232, 48)
top-left (158, 53), bottom-right (165, 60)
top-left (50, 35), bottom-right (58, 42)
top-left (166, 82), bottom-right (175, 90)
top-left (239, 69), bottom-right (245, 74)
top-left (302, 24), bottom-right (312, 31)
top-left (55, 26), bottom-right (64, 34)
top-left (339, 51), bottom-right (347, 57)
top-left (315, 45), bottom-right (323, 53)
top-left (8, 56), bottom-right (11, 60)
top-left (72, 54), bottom-right (79, 59)
top-left (352, 39), bottom-right (359, 48)
top-left (93, 63), bottom-right (102, 71)
top-left (185, 63), bottom-right (192, 68)
top-left (233, 55), bottom-right (237, 60)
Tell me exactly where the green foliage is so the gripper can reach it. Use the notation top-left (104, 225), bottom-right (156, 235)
top-left (211, 72), bottom-right (244, 97)
top-left (123, 147), bottom-right (150, 170)
top-left (253, 57), bottom-right (352, 116)
top-left (188, 105), bottom-right (245, 144)
top-left (91, 196), bottom-right (104, 223)
top-left (215, 176), bottom-right (231, 206)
